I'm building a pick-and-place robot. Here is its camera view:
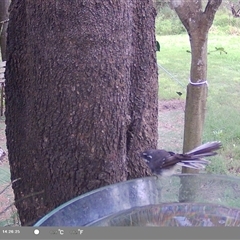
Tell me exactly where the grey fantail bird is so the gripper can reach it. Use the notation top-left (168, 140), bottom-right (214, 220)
top-left (141, 141), bottom-right (222, 176)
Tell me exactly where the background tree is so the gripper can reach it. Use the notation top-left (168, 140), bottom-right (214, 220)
top-left (170, 0), bottom-right (222, 174)
top-left (169, 0), bottom-right (222, 202)
top-left (5, 0), bottom-right (158, 225)
top-left (230, 1), bottom-right (240, 17)
top-left (0, 0), bottom-right (10, 61)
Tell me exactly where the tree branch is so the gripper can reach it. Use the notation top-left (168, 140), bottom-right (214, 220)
top-left (204, 0), bottom-right (222, 24)
top-left (171, 0), bottom-right (222, 34)
top-left (170, 0), bottom-right (202, 31)
top-left (0, 178), bottom-right (21, 195)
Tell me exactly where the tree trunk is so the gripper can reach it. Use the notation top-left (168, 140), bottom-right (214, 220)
top-left (171, 0), bottom-right (222, 202)
top-left (126, 0), bottom-right (159, 178)
top-left (0, 0), bottom-right (10, 61)
top-left (5, 0), bottom-right (158, 225)
top-left (182, 29), bottom-right (209, 174)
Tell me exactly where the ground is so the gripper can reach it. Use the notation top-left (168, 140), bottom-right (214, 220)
top-left (158, 98), bottom-right (185, 151)
top-left (0, 115), bottom-right (19, 226)
top-left (0, 99), bottom-right (185, 226)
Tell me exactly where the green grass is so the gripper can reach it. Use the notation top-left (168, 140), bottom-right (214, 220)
top-left (0, 166), bottom-right (11, 185)
top-left (156, 5), bottom-right (240, 36)
top-left (157, 34), bottom-right (240, 176)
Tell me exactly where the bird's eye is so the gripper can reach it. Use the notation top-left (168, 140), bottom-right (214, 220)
top-left (142, 153), bottom-right (152, 162)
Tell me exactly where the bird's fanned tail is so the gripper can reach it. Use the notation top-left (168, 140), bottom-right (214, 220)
top-left (177, 160), bottom-right (210, 169)
top-left (176, 141), bottom-right (222, 169)
top-left (186, 141), bottom-right (222, 156)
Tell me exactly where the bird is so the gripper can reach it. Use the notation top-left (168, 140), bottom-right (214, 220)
top-left (141, 141), bottom-right (222, 176)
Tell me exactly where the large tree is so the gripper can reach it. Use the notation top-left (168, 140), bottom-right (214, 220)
top-left (5, 0), bottom-right (158, 225)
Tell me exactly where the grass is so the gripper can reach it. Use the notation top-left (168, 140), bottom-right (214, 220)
top-left (156, 34), bottom-right (240, 176)
top-left (156, 4), bottom-right (240, 36)
top-left (0, 166), bottom-right (10, 184)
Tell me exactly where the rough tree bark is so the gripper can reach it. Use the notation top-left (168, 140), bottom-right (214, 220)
top-left (5, 0), bottom-right (158, 225)
top-left (171, 0), bottom-right (222, 173)
top-left (0, 0), bottom-right (10, 61)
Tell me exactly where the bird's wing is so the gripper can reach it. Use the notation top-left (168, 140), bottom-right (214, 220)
top-left (160, 155), bottom-right (181, 169)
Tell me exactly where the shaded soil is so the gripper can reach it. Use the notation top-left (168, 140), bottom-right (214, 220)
top-left (158, 99), bottom-right (185, 152)
top-left (159, 99), bottom-right (185, 112)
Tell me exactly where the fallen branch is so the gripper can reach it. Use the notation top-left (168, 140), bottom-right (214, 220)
top-left (0, 190), bottom-right (45, 216)
top-left (0, 178), bottom-right (21, 195)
